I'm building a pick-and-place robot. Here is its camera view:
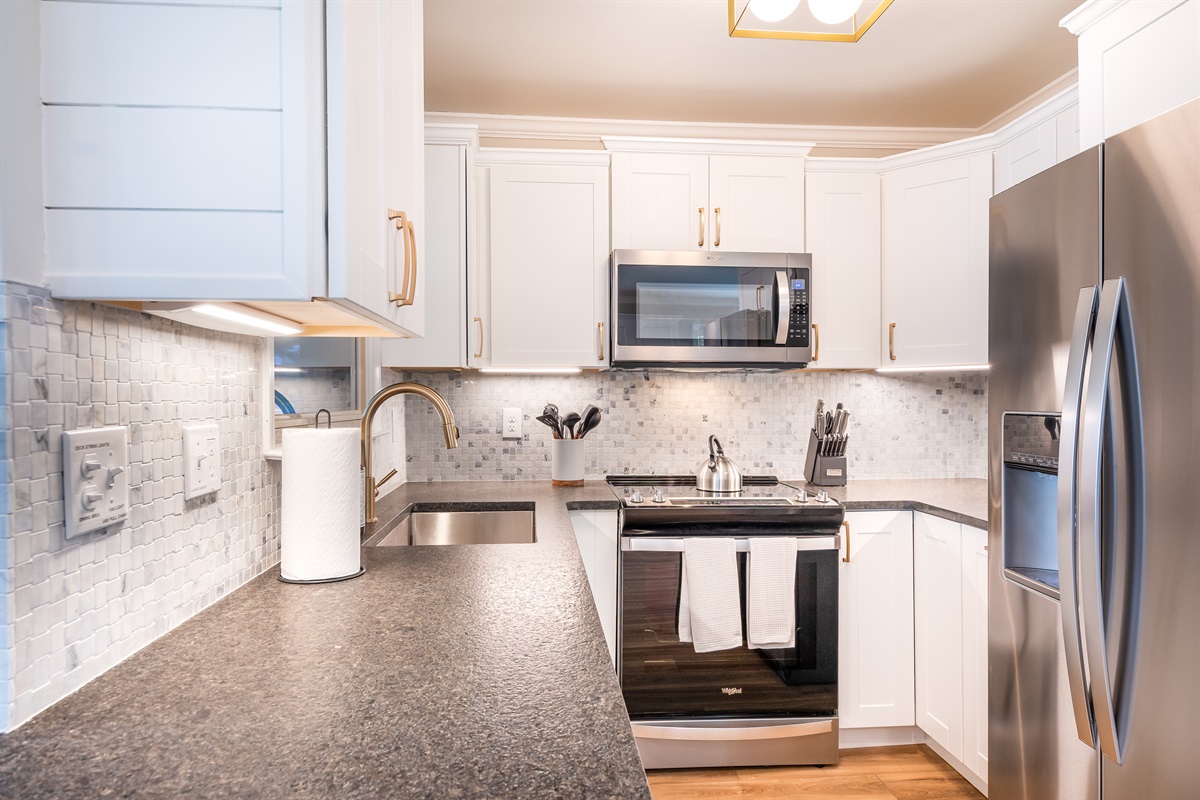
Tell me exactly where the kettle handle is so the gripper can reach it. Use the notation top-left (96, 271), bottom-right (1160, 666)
top-left (708, 435), bottom-right (724, 465)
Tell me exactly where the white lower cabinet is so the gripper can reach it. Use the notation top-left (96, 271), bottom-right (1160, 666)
top-left (569, 509), bottom-right (618, 666)
top-left (838, 511), bottom-right (915, 728)
top-left (914, 512), bottom-right (988, 792)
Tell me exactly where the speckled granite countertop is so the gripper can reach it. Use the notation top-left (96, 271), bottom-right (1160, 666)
top-left (0, 481), bottom-right (648, 800)
top-left (783, 478), bottom-right (988, 529)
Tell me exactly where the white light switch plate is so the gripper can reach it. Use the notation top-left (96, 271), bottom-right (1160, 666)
top-left (63, 426), bottom-right (129, 539)
top-left (503, 407), bottom-right (522, 439)
top-left (183, 423), bottom-right (221, 500)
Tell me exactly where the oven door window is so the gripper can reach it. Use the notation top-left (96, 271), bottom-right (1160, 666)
top-left (615, 265), bottom-right (784, 348)
top-left (619, 548), bottom-right (838, 719)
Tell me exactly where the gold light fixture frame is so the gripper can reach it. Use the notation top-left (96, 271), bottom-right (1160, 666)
top-left (728, 0), bottom-right (895, 43)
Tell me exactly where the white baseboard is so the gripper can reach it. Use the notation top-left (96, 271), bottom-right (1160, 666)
top-left (838, 725), bottom-right (926, 749)
top-left (923, 736), bottom-right (988, 797)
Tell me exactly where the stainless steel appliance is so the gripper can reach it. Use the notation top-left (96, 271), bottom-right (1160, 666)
top-left (610, 249), bottom-right (812, 368)
top-left (989, 98), bottom-right (1200, 800)
top-left (609, 475), bottom-right (844, 768)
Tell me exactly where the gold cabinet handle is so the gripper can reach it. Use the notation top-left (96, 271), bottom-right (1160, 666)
top-left (402, 219), bottom-right (418, 305)
top-left (597, 322), bottom-right (605, 361)
top-left (698, 207), bottom-right (705, 247)
top-left (812, 322), bottom-right (820, 361)
top-left (473, 316), bottom-right (484, 359)
top-left (842, 520), bottom-right (851, 564)
top-left (387, 209), bottom-right (411, 305)
top-left (889, 322), bottom-right (897, 361)
top-left (714, 207), bottom-right (722, 247)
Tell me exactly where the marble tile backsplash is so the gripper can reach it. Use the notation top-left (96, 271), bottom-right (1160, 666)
top-left (399, 370), bottom-right (987, 482)
top-left (0, 282), bottom-right (280, 731)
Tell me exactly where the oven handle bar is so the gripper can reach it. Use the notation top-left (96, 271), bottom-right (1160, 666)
top-left (621, 535), bottom-right (840, 553)
top-left (632, 718), bottom-right (833, 742)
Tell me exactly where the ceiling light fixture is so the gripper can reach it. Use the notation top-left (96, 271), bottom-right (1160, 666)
top-left (191, 304), bottom-right (303, 336)
top-left (730, 0), bottom-right (893, 42)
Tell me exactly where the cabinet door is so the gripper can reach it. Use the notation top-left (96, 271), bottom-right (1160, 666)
top-left (708, 155), bottom-right (805, 252)
top-left (838, 511), bottom-right (915, 729)
top-left (961, 525), bottom-right (989, 784)
top-left (569, 510), bottom-right (619, 666)
top-left (914, 513), bottom-right (965, 760)
top-left (380, 144), bottom-right (466, 368)
top-left (488, 164), bottom-right (609, 367)
top-left (881, 153), bottom-right (991, 367)
top-left (611, 153), bottom-right (707, 251)
top-left (804, 171), bottom-right (882, 369)
top-left (327, 0), bottom-right (424, 336)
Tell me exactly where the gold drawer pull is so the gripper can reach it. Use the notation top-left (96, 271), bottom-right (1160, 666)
top-left (473, 316), bottom-right (484, 359)
top-left (889, 322), bottom-right (897, 361)
top-left (698, 207), bottom-right (705, 247)
top-left (714, 207), bottom-right (721, 247)
top-left (812, 322), bottom-right (820, 361)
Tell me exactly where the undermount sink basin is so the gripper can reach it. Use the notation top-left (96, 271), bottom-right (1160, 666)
top-left (367, 506), bottom-right (536, 546)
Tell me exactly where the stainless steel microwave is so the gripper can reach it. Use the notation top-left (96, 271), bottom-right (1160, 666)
top-left (610, 249), bottom-right (812, 369)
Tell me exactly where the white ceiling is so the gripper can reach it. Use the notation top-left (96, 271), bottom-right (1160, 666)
top-left (425, 0), bottom-right (1081, 133)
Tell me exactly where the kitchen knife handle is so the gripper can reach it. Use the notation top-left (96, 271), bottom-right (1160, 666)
top-left (698, 207), bottom-right (705, 247)
top-left (811, 323), bottom-right (819, 361)
top-left (842, 520), bottom-right (851, 563)
top-left (888, 322), bottom-right (897, 360)
top-left (473, 316), bottom-right (484, 359)
top-left (714, 207), bottom-right (722, 247)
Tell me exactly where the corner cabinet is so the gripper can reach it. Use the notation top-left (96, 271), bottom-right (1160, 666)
top-left (804, 169), bottom-right (882, 369)
top-left (838, 511), bottom-right (915, 729)
top-left (471, 152), bottom-right (610, 368)
top-left (39, 0), bottom-right (424, 337)
top-left (607, 143), bottom-right (808, 254)
top-left (881, 153), bottom-right (991, 367)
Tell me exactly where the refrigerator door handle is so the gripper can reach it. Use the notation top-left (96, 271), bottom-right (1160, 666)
top-left (1057, 285), bottom-right (1100, 747)
top-left (1078, 276), bottom-right (1146, 766)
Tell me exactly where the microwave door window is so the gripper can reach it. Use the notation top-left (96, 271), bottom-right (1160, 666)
top-left (617, 265), bottom-right (779, 348)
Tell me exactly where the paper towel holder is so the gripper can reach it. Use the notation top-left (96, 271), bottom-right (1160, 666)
top-left (279, 566), bottom-right (365, 585)
top-left (315, 408), bottom-right (332, 429)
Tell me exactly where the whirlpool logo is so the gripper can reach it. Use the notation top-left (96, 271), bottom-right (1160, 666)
top-left (721, 687), bottom-right (743, 696)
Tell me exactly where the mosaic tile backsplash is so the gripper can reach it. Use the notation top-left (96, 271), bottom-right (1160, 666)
top-left (397, 370), bottom-right (987, 482)
top-left (0, 282), bottom-right (280, 731)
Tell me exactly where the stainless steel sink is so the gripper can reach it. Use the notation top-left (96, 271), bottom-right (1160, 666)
top-left (366, 507), bottom-right (536, 546)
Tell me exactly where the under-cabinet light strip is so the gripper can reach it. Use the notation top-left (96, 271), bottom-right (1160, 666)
top-left (875, 364), bottom-right (991, 374)
top-left (478, 368), bottom-right (583, 375)
top-left (191, 304), bottom-right (303, 336)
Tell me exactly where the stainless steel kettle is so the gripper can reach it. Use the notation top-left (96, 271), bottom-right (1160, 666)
top-left (696, 435), bottom-right (743, 493)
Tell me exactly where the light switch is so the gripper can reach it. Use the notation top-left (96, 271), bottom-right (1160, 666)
top-left (63, 426), bottom-right (129, 539)
top-left (183, 423), bottom-right (221, 500)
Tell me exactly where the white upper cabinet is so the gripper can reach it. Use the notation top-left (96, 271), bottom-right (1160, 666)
top-left (40, 0), bottom-right (425, 337)
top-left (838, 511), bottom-right (915, 729)
top-left (609, 147), bottom-right (806, 253)
top-left (474, 154), bottom-right (610, 368)
top-left (993, 91), bottom-right (1081, 195)
top-left (804, 169), bottom-right (882, 369)
top-left (881, 152), bottom-right (991, 367)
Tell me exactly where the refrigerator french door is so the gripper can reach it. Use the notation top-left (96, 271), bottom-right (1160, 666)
top-left (988, 98), bottom-right (1200, 800)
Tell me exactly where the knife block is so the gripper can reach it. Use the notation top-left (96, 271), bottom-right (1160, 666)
top-left (803, 429), bottom-right (847, 486)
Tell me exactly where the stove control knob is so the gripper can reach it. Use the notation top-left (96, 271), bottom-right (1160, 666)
top-left (816, 489), bottom-right (830, 503)
top-left (653, 488), bottom-right (666, 504)
top-left (796, 489), bottom-right (809, 504)
top-left (630, 490), bottom-right (644, 504)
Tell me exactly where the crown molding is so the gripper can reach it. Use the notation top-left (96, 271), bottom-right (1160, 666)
top-left (601, 136), bottom-right (813, 156)
top-left (424, 123), bottom-right (479, 148)
top-left (1060, 0), bottom-right (1126, 35)
top-left (977, 70), bottom-right (1080, 133)
top-left (474, 147), bottom-right (611, 167)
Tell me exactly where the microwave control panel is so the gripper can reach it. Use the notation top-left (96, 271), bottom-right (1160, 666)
top-left (787, 268), bottom-right (810, 347)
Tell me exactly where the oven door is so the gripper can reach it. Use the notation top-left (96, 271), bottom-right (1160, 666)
top-left (611, 250), bottom-right (811, 367)
top-left (618, 535), bottom-right (838, 720)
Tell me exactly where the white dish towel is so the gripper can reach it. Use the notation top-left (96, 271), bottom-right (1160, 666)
top-left (747, 537), bottom-right (799, 650)
top-left (678, 538), bottom-right (743, 653)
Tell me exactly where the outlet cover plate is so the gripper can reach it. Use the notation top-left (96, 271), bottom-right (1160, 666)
top-left (503, 407), bottom-right (522, 440)
top-left (63, 426), bottom-right (129, 539)
top-left (183, 423), bottom-right (221, 499)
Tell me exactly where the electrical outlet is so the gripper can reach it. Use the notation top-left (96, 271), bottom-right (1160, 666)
top-left (503, 407), bottom-right (522, 440)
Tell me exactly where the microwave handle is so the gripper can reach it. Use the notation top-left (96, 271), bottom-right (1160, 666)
top-left (774, 270), bottom-right (790, 345)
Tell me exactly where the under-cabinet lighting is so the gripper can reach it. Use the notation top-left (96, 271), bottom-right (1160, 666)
top-left (191, 304), bottom-right (303, 336)
top-left (478, 368), bottom-right (583, 375)
top-left (273, 367), bottom-right (305, 374)
top-left (875, 364), bottom-right (991, 374)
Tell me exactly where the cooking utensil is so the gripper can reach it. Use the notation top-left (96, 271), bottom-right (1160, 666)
top-left (536, 413), bottom-right (561, 438)
top-left (561, 412), bottom-right (581, 439)
top-left (578, 405), bottom-right (601, 438)
top-left (696, 435), bottom-right (743, 493)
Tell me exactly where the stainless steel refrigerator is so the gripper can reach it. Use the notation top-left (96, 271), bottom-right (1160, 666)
top-left (988, 98), bottom-right (1200, 800)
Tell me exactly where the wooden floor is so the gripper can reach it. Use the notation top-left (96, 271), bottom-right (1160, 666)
top-left (646, 745), bottom-right (984, 800)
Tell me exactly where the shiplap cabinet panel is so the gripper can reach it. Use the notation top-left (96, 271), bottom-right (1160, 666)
top-left (882, 153), bottom-right (991, 367)
top-left (708, 155), bottom-right (805, 252)
top-left (838, 511), bottom-right (915, 729)
top-left (804, 171), bottom-right (882, 369)
top-left (40, 1), bottom-right (281, 109)
top-left (611, 153), bottom-right (707, 251)
top-left (914, 512), bottom-right (965, 761)
top-left (43, 107), bottom-right (281, 211)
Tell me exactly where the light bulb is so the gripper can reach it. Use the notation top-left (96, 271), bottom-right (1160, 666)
top-left (748, 0), bottom-right (802, 23)
top-left (808, 0), bottom-right (863, 25)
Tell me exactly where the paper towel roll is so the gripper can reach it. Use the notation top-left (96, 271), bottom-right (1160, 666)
top-left (281, 428), bottom-right (362, 582)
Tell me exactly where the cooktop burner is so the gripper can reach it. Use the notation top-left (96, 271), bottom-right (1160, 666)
top-left (607, 475), bottom-right (844, 535)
